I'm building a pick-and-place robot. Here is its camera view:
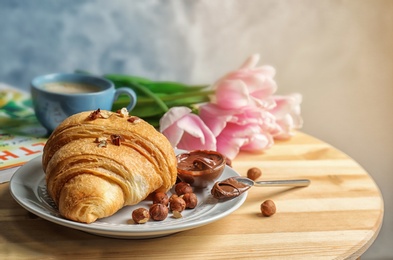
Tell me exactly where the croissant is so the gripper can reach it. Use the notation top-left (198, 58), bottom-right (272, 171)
top-left (42, 109), bottom-right (177, 223)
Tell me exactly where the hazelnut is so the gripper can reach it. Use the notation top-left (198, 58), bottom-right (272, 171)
top-left (117, 107), bottom-right (128, 117)
top-left (152, 192), bottom-right (169, 206)
top-left (110, 134), bottom-right (124, 146)
top-left (175, 182), bottom-right (193, 195)
top-left (95, 137), bottom-right (108, 148)
top-left (127, 116), bottom-right (140, 123)
top-left (247, 167), bottom-right (262, 181)
top-left (131, 208), bottom-right (150, 224)
top-left (169, 196), bottom-right (186, 212)
top-left (149, 203), bottom-right (168, 221)
top-left (172, 210), bottom-right (183, 219)
top-left (261, 199), bottom-right (276, 217)
top-left (169, 194), bottom-right (179, 203)
top-left (182, 192), bottom-right (198, 209)
top-left (88, 109), bottom-right (102, 120)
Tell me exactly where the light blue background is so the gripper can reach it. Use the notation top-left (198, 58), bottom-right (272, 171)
top-left (0, 0), bottom-right (202, 89)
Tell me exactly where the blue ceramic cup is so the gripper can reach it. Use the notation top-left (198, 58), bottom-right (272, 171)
top-left (31, 73), bottom-right (137, 133)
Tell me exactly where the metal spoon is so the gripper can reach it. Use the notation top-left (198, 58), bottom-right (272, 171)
top-left (211, 176), bottom-right (311, 200)
top-left (233, 176), bottom-right (311, 187)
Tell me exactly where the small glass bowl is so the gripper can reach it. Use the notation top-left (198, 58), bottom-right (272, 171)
top-left (176, 150), bottom-right (226, 188)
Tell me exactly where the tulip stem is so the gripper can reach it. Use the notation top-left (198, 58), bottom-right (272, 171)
top-left (159, 90), bottom-right (215, 102)
top-left (119, 81), bottom-right (169, 113)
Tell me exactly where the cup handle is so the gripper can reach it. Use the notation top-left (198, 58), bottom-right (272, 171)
top-left (114, 87), bottom-right (137, 111)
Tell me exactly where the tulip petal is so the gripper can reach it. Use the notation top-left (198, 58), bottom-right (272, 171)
top-left (176, 114), bottom-right (216, 151)
top-left (214, 79), bottom-right (250, 109)
top-left (241, 133), bottom-right (273, 152)
top-left (270, 93), bottom-right (303, 139)
top-left (249, 76), bottom-right (278, 98)
top-left (217, 134), bottom-right (247, 160)
top-left (216, 123), bottom-right (251, 160)
top-left (253, 65), bottom-right (276, 78)
top-left (199, 104), bottom-right (233, 136)
top-left (159, 106), bottom-right (192, 132)
top-left (239, 54), bottom-right (260, 70)
top-left (161, 123), bottom-right (184, 148)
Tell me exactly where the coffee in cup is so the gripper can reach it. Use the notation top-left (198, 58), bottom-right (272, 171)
top-left (31, 73), bottom-right (137, 133)
top-left (42, 82), bottom-right (101, 94)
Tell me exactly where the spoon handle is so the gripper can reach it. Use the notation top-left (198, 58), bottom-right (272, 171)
top-left (254, 179), bottom-right (310, 187)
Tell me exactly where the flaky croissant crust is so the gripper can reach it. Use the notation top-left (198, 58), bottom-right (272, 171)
top-left (42, 109), bottom-right (177, 223)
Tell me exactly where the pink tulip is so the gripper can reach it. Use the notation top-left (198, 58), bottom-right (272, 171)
top-left (159, 107), bottom-right (216, 151)
top-left (213, 54), bottom-right (277, 110)
top-left (217, 123), bottom-right (274, 159)
top-left (270, 93), bottom-right (303, 139)
top-left (199, 103), bottom-right (278, 160)
top-left (159, 54), bottom-right (303, 160)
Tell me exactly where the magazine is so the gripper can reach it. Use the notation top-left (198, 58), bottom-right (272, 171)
top-left (0, 83), bottom-right (47, 183)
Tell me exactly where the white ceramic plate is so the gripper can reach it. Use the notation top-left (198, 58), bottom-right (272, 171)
top-left (9, 155), bottom-right (247, 239)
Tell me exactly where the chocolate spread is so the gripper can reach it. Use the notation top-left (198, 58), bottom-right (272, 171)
top-left (211, 177), bottom-right (251, 200)
top-left (177, 150), bottom-right (226, 188)
top-left (177, 151), bottom-right (223, 172)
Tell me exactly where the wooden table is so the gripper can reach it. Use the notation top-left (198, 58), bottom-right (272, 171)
top-left (0, 132), bottom-right (383, 259)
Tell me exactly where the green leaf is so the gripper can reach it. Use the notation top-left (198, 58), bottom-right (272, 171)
top-left (105, 73), bottom-right (214, 128)
top-left (143, 82), bottom-right (208, 94)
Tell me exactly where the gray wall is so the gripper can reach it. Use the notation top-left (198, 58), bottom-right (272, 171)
top-left (1, 0), bottom-right (392, 258)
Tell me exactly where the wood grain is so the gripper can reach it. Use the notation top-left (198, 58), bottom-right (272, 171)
top-left (0, 132), bottom-right (383, 259)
